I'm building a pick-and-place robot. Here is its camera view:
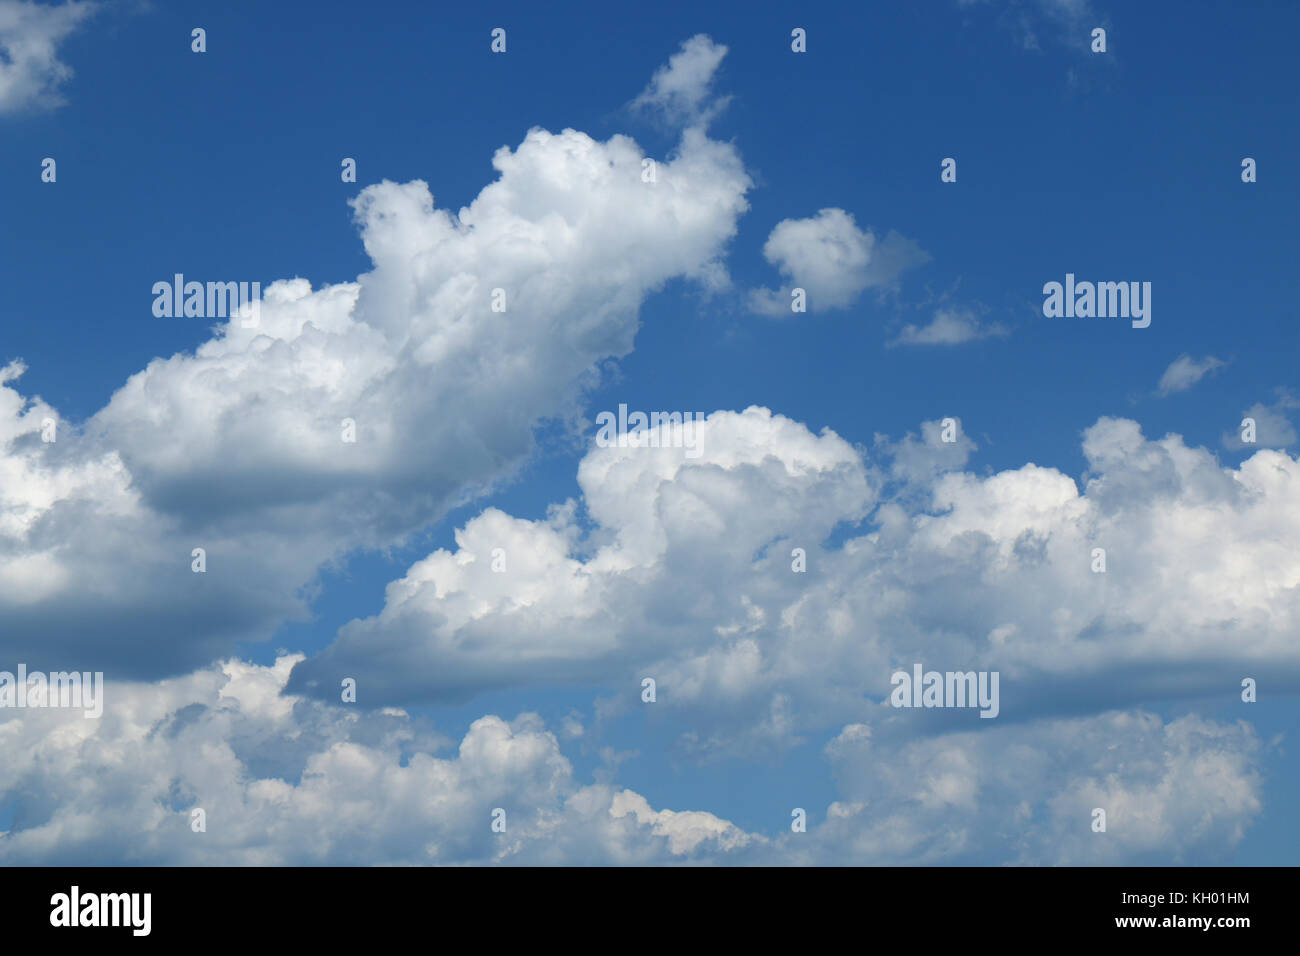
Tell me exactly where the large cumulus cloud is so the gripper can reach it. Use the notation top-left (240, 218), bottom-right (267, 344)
top-left (0, 37), bottom-right (752, 677)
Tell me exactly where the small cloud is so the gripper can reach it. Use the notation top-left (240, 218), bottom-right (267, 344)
top-left (630, 34), bottom-right (731, 128)
top-left (1157, 354), bottom-right (1225, 396)
top-left (561, 711), bottom-right (585, 740)
top-left (0, 0), bottom-right (97, 115)
top-left (749, 209), bottom-right (929, 318)
top-left (874, 417), bottom-right (977, 490)
top-left (1223, 392), bottom-right (1299, 450)
top-left (891, 308), bottom-right (1009, 347)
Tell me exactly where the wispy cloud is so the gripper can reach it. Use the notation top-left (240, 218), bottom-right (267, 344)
top-left (891, 307), bottom-right (1009, 346)
top-left (630, 33), bottom-right (731, 128)
top-left (1157, 354), bottom-right (1225, 395)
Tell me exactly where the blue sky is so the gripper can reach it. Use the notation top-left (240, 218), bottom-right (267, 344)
top-left (0, 0), bottom-right (1297, 865)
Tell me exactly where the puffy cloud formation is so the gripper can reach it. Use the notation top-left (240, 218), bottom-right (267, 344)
top-left (287, 407), bottom-right (873, 711)
top-left (0, 656), bottom-right (756, 864)
top-left (1157, 354), bottom-right (1225, 395)
top-left (0, 653), bottom-right (1261, 865)
top-left (0, 41), bottom-right (752, 677)
top-left (4, 391), bottom-right (1279, 863)
top-left (297, 409), bottom-right (1300, 755)
top-left (0, 0), bottom-right (93, 113)
top-left (749, 209), bottom-right (929, 316)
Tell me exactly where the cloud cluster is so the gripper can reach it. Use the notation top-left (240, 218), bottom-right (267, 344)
top-left (0, 27), bottom-right (1277, 865)
top-left (0, 651), bottom-right (1262, 865)
top-left (299, 408), bottom-right (1300, 732)
top-left (810, 710), bottom-right (1262, 865)
top-left (0, 656), bottom-right (756, 864)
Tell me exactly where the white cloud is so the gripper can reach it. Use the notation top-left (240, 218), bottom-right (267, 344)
top-left (1157, 354), bottom-right (1225, 395)
top-left (296, 405), bottom-right (1300, 777)
top-left (0, 46), bottom-right (753, 678)
top-left (288, 406), bottom-right (873, 711)
top-left (0, 0), bottom-right (94, 114)
top-left (749, 209), bottom-right (928, 316)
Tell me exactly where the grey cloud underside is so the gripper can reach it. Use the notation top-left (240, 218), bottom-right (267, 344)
top-left (0, 655), bottom-right (1266, 864)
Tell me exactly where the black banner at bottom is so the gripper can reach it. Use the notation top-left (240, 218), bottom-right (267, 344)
top-left (2, 866), bottom-right (1283, 942)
